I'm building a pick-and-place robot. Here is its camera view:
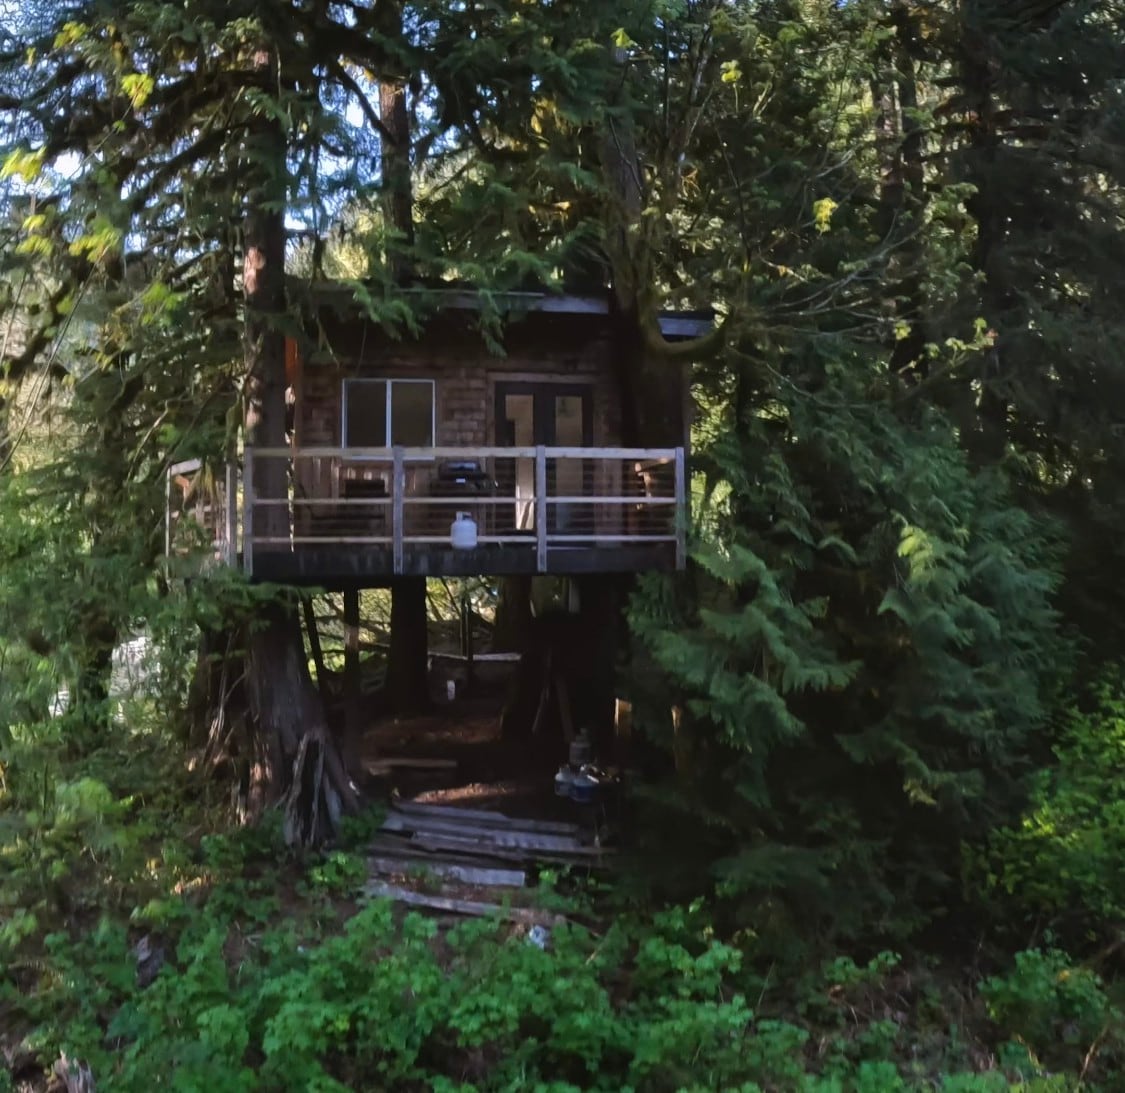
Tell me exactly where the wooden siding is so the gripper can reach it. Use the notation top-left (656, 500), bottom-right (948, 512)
top-left (295, 313), bottom-right (623, 453)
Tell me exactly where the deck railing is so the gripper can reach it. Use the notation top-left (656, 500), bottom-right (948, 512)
top-left (243, 445), bottom-right (686, 575)
top-left (165, 458), bottom-right (238, 570)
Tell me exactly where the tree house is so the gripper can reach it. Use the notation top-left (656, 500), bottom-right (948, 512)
top-left (172, 287), bottom-right (705, 585)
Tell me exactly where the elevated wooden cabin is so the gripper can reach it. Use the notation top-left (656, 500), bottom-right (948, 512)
top-left (172, 288), bottom-right (705, 584)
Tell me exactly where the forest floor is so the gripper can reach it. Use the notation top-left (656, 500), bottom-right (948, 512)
top-left (358, 693), bottom-right (586, 823)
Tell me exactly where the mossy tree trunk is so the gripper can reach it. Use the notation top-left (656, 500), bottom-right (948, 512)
top-left (197, 40), bottom-right (359, 845)
top-left (377, 5), bottom-right (431, 714)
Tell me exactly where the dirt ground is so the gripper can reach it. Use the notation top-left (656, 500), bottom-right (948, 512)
top-left (357, 689), bottom-right (586, 822)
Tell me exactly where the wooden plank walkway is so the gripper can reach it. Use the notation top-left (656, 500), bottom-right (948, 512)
top-left (366, 797), bottom-right (613, 919)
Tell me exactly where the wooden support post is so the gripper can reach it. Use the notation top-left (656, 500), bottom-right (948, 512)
top-left (225, 462), bottom-right (238, 567)
top-left (674, 446), bottom-right (686, 570)
top-left (164, 467), bottom-right (173, 559)
top-left (535, 444), bottom-right (547, 573)
top-left (389, 577), bottom-right (429, 714)
top-left (614, 697), bottom-right (633, 740)
top-left (460, 589), bottom-right (475, 694)
top-left (243, 447), bottom-right (255, 576)
top-left (392, 446), bottom-right (405, 576)
top-left (343, 587), bottom-right (363, 759)
top-left (302, 595), bottom-right (330, 705)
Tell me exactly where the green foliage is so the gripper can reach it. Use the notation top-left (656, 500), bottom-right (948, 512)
top-left (8, 857), bottom-right (1116, 1092)
top-left (1, 0), bottom-right (1124, 1086)
top-left (300, 848), bottom-right (368, 898)
top-left (971, 675), bottom-right (1125, 943)
top-left (2, 699), bottom-right (1119, 1092)
top-left (980, 949), bottom-right (1124, 1077)
top-left (630, 371), bottom-right (1064, 939)
top-left (0, 768), bottom-right (128, 952)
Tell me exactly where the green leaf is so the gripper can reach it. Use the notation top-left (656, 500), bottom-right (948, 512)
top-left (812, 197), bottom-right (838, 234)
top-left (1, 147), bottom-right (45, 183)
top-left (121, 72), bottom-right (154, 109)
top-left (877, 587), bottom-right (913, 622)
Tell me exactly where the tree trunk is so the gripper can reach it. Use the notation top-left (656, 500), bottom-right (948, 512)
top-left (186, 624), bottom-right (238, 754)
top-left (381, 78), bottom-right (414, 282)
top-left (492, 576), bottom-right (533, 652)
top-left (233, 44), bottom-right (356, 844)
top-left (888, 3), bottom-right (927, 382)
top-left (302, 594), bottom-right (330, 705)
top-left (242, 50), bottom-right (290, 536)
top-left (375, 0), bottom-right (426, 715)
top-left (70, 615), bottom-right (117, 740)
top-left (0, 393), bottom-right (9, 468)
top-left (960, 21), bottom-right (1009, 465)
top-left (595, 43), bottom-right (693, 768)
top-left (872, 0), bottom-right (928, 387)
top-left (379, 0), bottom-right (414, 283)
top-left (572, 574), bottom-right (623, 757)
top-left (191, 602), bottom-right (357, 842)
top-left (342, 586), bottom-right (364, 770)
top-left (599, 46), bottom-right (687, 448)
top-left (71, 436), bottom-right (132, 740)
top-left (245, 602), bottom-right (355, 844)
top-left (388, 577), bottom-right (429, 714)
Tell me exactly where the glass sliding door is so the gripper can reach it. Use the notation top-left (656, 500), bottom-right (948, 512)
top-left (502, 392), bottom-right (536, 531)
top-left (494, 382), bottom-right (593, 535)
top-left (552, 393), bottom-right (586, 532)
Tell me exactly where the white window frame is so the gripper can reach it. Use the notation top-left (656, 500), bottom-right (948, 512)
top-left (341, 378), bottom-right (436, 453)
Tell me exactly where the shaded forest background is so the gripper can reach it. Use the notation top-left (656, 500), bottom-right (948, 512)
top-left (2, 0), bottom-right (1125, 1087)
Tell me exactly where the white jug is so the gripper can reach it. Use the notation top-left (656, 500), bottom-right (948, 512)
top-left (450, 511), bottom-right (478, 550)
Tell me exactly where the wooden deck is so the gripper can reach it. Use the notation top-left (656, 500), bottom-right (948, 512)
top-left (168, 445), bottom-right (686, 582)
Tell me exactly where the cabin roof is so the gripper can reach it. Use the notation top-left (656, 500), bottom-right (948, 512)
top-left (290, 279), bottom-right (714, 340)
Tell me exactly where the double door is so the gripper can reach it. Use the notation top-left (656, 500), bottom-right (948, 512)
top-left (495, 382), bottom-right (592, 534)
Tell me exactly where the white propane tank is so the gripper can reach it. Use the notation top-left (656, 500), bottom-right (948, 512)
top-left (450, 511), bottom-right (478, 550)
top-left (569, 729), bottom-right (593, 769)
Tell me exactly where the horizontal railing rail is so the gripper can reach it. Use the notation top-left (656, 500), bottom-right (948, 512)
top-left (241, 444), bottom-right (686, 575)
top-left (249, 445), bottom-right (681, 460)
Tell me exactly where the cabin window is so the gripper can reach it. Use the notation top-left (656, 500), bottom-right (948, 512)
top-left (342, 378), bottom-right (435, 448)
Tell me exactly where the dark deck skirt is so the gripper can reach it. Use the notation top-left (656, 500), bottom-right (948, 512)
top-left (246, 543), bottom-right (676, 587)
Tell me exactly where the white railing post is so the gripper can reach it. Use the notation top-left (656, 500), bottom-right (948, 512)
top-left (535, 444), bottom-right (547, 572)
top-left (392, 446), bottom-right (405, 575)
top-left (225, 462), bottom-right (237, 568)
top-left (674, 446), bottom-right (687, 570)
top-left (242, 448), bottom-right (254, 576)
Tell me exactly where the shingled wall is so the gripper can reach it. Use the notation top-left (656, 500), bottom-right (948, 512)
top-left (295, 311), bottom-right (622, 451)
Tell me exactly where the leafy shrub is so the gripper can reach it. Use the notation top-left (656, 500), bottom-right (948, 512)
top-left (8, 820), bottom-right (1123, 1093)
top-left (301, 848), bottom-right (368, 897)
top-left (979, 948), bottom-right (1123, 1077)
top-left (974, 676), bottom-right (1125, 941)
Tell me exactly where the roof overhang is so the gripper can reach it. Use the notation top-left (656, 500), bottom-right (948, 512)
top-left (293, 280), bottom-right (714, 340)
